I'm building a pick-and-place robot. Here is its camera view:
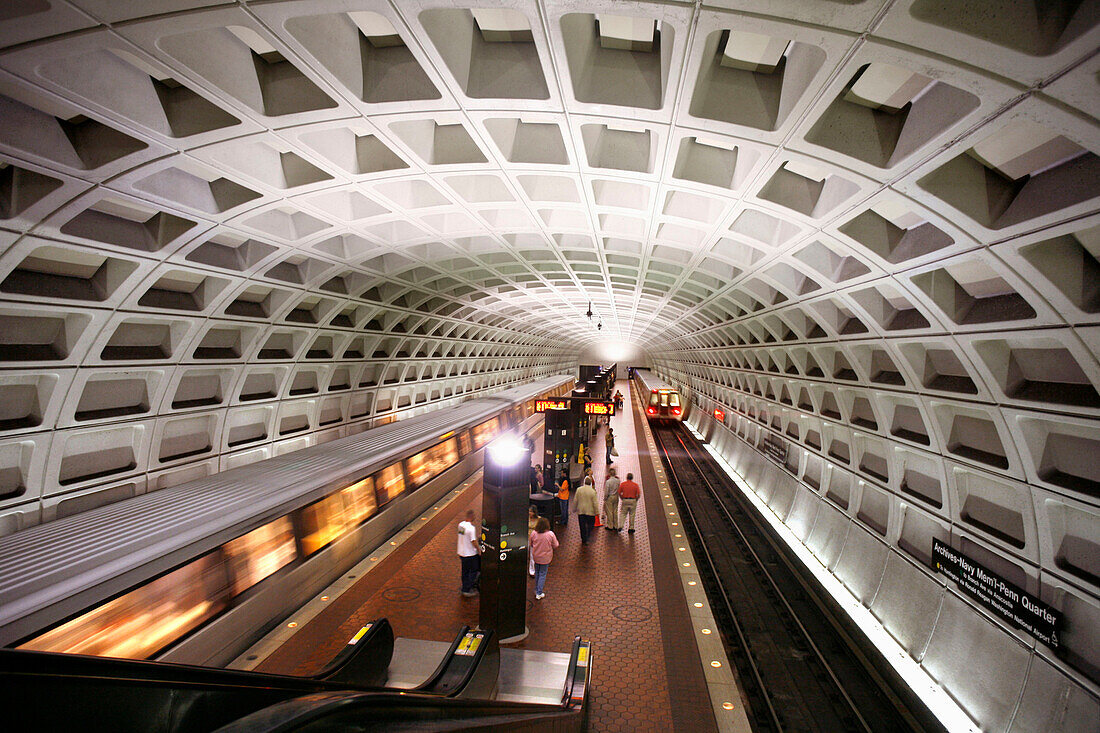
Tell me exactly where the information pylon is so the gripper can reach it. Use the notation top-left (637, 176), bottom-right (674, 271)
top-left (479, 440), bottom-right (532, 643)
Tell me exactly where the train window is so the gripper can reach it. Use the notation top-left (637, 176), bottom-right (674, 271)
top-left (470, 418), bottom-right (500, 450)
top-left (648, 392), bottom-right (660, 407)
top-left (341, 476), bottom-right (378, 525)
top-left (669, 393), bottom-right (681, 408)
top-left (374, 463), bottom-right (405, 505)
top-left (20, 553), bottom-right (228, 659)
top-left (459, 431), bottom-right (472, 456)
top-left (406, 438), bottom-right (460, 488)
top-left (300, 476), bottom-right (379, 555)
top-left (224, 516), bottom-right (297, 596)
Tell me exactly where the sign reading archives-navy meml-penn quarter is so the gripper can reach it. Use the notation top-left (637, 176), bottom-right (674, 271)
top-left (932, 538), bottom-right (1061, 648)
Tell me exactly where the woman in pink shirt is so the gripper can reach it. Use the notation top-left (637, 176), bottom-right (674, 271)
top-left (529, 516), bottom-right (559, 600)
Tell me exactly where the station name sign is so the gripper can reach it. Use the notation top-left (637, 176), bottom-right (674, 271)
top-left (761, 436), bottom-right (787, 463)
top-left (534, 397), bottom-right (615, 416)
top-left (932, 539), bottom-right (1060, 648)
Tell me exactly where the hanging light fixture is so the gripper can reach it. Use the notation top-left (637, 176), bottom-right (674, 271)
top-left (585, 301), bottom-right (593, 320)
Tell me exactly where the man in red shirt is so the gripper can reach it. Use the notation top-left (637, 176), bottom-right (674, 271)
top-left (618, 473), bottom-right (641, 533)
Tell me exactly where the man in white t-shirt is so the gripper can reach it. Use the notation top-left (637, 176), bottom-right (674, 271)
top-left (457, 509), bottom-right (481, 597)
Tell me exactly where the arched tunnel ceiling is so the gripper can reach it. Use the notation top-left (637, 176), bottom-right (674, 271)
top-left (3, 0), bottom-right (1092, 355)
top-left (0, 0), bottom-right (1098, 566)
top-left (1, 1), bottom-right (1100, 721)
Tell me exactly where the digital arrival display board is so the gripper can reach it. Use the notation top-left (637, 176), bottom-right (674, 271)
top-left (583, 401), bottom-right (614, 416)
top-left (534, 397), bottom-right (615, 416)
top-left (932, 538), bottom-right (1061, 648)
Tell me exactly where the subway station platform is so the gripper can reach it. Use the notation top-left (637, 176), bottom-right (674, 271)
top-left (239, 380), bottom-right (739, 732)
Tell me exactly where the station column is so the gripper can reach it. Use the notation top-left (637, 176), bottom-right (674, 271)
top-left (479, 437), bottom-right (531, 643)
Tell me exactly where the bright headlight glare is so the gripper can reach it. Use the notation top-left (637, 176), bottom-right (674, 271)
top-left (487, 435), bottom-right (526, 467)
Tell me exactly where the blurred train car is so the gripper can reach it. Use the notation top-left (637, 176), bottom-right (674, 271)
top-left (0, 375), bottom-right (574, 667)
top-left (633, 370), bottom-right (685, 423)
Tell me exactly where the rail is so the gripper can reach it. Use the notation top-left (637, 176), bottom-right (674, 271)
top-left (651, 424), bottom-right (924, 732)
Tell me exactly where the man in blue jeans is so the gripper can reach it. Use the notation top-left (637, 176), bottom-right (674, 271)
top-left (457, 510), bottom-right (480, 596)
top-left (557, 472), bottom-right (570, 526)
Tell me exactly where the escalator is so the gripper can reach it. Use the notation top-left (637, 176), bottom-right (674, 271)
top-left (2, 621), bottom-right (591, 732)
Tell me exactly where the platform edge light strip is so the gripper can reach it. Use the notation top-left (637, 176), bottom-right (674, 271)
top-left (685, 423), bottom-right (982, 733)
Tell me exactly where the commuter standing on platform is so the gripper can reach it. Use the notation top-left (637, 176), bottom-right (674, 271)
top-left (557, 472), bottom-right (570, 526)
top-left (529, 516), bottom-right (559, 600)
top-left (457, 509), bottom-right (481, 596)
top-left (574, 476), bottom-right (599, 544)
top-left (603, 467), bottom-right (621, 531)
top-left (528, 460), bottom-right (539, 494)
top-left (527, 505), bottom-right (539, 576)
top-left (618, 473), bottom-right (641, 534)
top-left (605, 428), bottom-right (616, 464)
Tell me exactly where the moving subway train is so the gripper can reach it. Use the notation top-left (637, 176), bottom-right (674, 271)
top-left (633, 369), bottom-right (686, 423)
top-left (0, 375), bottom-right (574, 667)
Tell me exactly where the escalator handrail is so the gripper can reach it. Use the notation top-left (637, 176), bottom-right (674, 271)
top-left (2, 619), bottom-right (393, 695)
top-left (212, 689), bottom-right (584, 733)
top-left (413, 626), bottom-right (496, 697)
top-left (560, 636), bottom-right (593, 709)
top-left (0, 647), bottom-right (373, 694)
top-left (310, 618), bottom-right (393, 686)
top-left (411, 624), bottom-right (470, 693)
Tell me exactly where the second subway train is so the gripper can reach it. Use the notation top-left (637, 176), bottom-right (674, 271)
top-left (634, 369), bottom-right (686, 424)
top-left (0, 375), bottom-right (574, 667)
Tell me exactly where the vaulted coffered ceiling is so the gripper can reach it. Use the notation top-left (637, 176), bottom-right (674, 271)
top-left (0, 2), bottom-right (1099, 728)
top-left (2, 0), bottom-right (1090, 355)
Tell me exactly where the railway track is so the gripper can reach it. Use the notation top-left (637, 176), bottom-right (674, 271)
top-left (651, 424), bottom-right (928, 733)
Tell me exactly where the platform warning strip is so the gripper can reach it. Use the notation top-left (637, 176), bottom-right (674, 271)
top-left (629, 382), bottom-right (752, 733)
